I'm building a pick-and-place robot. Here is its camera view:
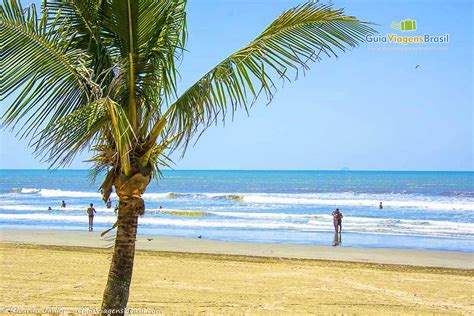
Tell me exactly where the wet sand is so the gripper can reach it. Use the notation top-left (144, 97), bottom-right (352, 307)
top-left (0, 229), bottom-right (472, 269)
top-left (0, 230), bottom-right (473, 314)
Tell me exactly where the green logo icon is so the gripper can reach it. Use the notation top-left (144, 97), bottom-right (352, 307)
top-left (391, 19), bottom-right (417, 31)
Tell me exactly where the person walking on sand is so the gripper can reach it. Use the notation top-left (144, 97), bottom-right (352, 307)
top-left (87, 203), bottom-right (96, 232)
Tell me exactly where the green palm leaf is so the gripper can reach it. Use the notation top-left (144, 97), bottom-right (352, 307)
top-left (168, 1), bottom-right (375, 149)
top-left (44, 0), bottom-right (113, 82)
top-left (33, 98), bottom-right (110, 167)
top-left (1, 0), bottom-right (97, 138)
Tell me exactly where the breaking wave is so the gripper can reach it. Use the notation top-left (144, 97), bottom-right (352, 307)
top-left (5, 188), bottom-right (474, 211)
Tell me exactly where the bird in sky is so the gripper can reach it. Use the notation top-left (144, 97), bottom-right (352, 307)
top-left (415, 64), bottom-right (420, 69)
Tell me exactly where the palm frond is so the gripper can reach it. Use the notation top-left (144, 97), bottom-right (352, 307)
top-left (137, 0), bottom-right (187, 105)
top-left (1, 0), bottom-right (97, 138)
top-left (167, 1), bottom-right (375, 150)
top-left (105, 97), bottom-right (135, 175)
top-left (142, 133), bottom-right (179, 178)
top-left (44, 0), bottom-right (113, 83)
top-left (33, 98), bottom-right (110, 167)
top-left (100, 0), bottom-right (187, 134)
top-left (99, 0), bottom-right (139, 131)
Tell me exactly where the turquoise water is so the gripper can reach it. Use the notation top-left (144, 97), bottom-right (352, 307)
top-left (0, 170), bottom-right (473, 252)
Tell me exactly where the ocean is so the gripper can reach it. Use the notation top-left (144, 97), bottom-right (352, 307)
top-left (0, 170), bottom-right (472, 252)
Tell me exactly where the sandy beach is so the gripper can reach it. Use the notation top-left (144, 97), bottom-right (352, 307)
top-left (0, 230), bottom-right (473, 315)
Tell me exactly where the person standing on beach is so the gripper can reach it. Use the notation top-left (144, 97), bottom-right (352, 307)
top-left (87, 203), bottom-right (96, 232)
top-left (332, 208), bottom-right (343, 233)
top-left (338, 210), bottom-right (343, 232)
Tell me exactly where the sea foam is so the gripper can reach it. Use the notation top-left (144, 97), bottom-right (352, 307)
top-left (6, 188), bottom-right (474, 211)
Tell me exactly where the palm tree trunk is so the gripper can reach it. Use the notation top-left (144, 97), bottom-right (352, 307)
top-left (101, 196), bottom-right (143, 315)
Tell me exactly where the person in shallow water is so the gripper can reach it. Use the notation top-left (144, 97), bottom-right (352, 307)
top-left (87, 203), bottom-right (96, 232)
top-left (106, 198), bottom-right (112, 208)
top-left (338, 210), bottom-right (343, 232)
top-left (379, 202), bottom-right (383, 209)
top-left (332, 208), bottom-right (343, 233)
top-left (60, 200), bottom-right (66, 208)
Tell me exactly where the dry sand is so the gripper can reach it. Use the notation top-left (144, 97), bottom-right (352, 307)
top-left (0, 231), bottom-right (473, 315)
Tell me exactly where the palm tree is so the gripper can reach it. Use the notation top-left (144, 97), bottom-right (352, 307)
top-left (1, 0), bottom-right (374, 313)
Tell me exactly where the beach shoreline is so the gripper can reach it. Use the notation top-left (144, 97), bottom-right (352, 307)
top-left (1, 170), bottom-right (473, 252)
top-left (1, 229), bottom-right (472, 269)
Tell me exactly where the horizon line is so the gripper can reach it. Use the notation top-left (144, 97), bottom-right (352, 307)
top-left (0, 168), bottom-right (473, 173)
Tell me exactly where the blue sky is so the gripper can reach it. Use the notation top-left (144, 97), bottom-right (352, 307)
top-left (1, 0), bottom-right (472, 170)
